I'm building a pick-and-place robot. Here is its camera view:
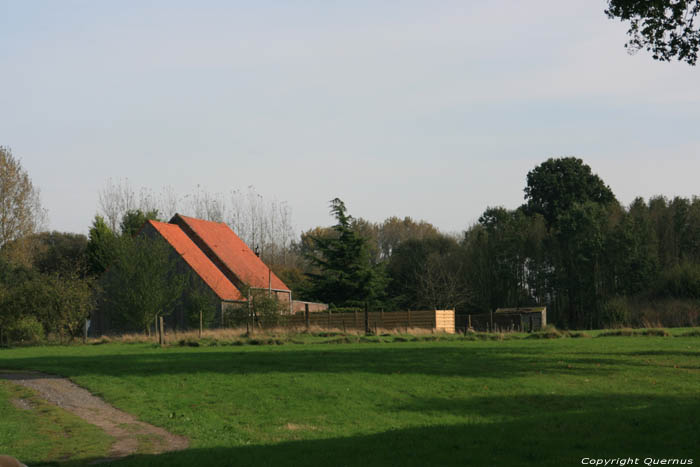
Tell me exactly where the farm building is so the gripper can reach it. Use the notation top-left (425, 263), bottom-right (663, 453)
top-left (91, 214), bottom-right (299, 334)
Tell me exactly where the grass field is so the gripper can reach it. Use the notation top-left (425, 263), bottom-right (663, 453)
top-left (1, 331), bottom-right (699, 466)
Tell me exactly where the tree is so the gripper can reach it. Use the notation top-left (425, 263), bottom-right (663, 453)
top-left (305, 199), bottom-right (386, 307)
top-left (524, 157), bottom-right (615, 228)
top-left (86, 215), bottom-right (118, 276)
top-left (606, 0), bottom-right (700, 65)
top-left (100, 235), bottom-right (186, 333)
top-left (387, 235), bottom-right (469, 311)
top-left (0, 146), bottom-right (47, 250)
top-left (120, 209), bottom-right (159, 237)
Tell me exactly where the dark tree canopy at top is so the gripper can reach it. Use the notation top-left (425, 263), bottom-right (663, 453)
top-left (606, 0), bottom-right (700, 65)
top-left (524, 157), bottom-right (616, 227)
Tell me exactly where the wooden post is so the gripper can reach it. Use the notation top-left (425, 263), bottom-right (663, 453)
top-left (364, 302), bottom-right (370, 335)
top-left (158, 316), bottom-right (164, 346)
top-left (305, 303), bottom-right (310, 332)
top-left (407, 310), bottom-right (411, 328)
top-left (248, 289), bottom-right (253, 336)
top-left (490, 310), bottom-right (494, 333)
top-left (199, 310), bottom-right (203, 338)
top-left (354, 311), bottom-right (358, 329)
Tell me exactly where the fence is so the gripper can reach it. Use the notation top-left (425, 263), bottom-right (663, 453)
top-left (286, 309), bottom-right (455, 334)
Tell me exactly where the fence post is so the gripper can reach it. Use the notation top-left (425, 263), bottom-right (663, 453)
top-left (158, 316), bottom-right (164, 347)
top-left (364, 302), bottom-right (370, 335)
top-left (407, 310), bottom-right (411, 329)
top-left (354, 310), bottom-right (358, 329)
top-left (305, 303), bottom-right (310, 332)
top-left (490, 310), bottom-right (494, 333)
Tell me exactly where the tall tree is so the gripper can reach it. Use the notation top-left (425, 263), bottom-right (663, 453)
top-left (100, 235), bottom-right (186, 333)
top-left (524, 157), bottom-right (615, 228)
top-left (306, 199), bottom-right (386, 307)
top-left (0, 146), bottom-right (47, 250)
top-left (86, 215), bottom-right (118, 276)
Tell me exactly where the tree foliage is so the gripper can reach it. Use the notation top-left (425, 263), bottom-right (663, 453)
top-left (100, 235), bottom-right (186, 333)
top-left (305, 199), bottom-right (386, 307)
top-left (86, 215), bottom-right (118, 276)
top-left (606, 0), bottom-right (700, 65)
top-left (0, 146), bottom-right (47, 253)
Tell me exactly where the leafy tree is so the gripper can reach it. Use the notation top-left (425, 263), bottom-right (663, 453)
top-left (183, 275), bottom-right (220, 329)
top-left (606, 0), bottom-right (700, 65)
top-left (306, 198), bottom-right (386, 307)
top-left (43, 272), bottom-right (94, 342)
top-left (120, 209), bottom-right (160, 237)
top-left (377, 216), bottom-right (440, 260)
top-left (524, 157), bottom-right (616, 228)
top-left (86, 215), bottom-right (118, 276)
top-left (0, 146), bottom-right (47, 259)
top-left (388, 235), bottom-right (468, 311)
top-left (100, 235), bottom-right (186, 333)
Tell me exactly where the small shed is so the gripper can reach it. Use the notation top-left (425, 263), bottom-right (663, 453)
top-left (494, 307), bottom-right (547, 332)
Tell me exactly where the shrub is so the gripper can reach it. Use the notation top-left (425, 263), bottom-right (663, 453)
top-left (601, 296), bottom-right (632, 327)
top-left (7, 315), bottom-right (44, 344)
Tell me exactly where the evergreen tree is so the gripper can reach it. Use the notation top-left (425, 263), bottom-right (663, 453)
top-left (306, 198), bottom-right (386, 307)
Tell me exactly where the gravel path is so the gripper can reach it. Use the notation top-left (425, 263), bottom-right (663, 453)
top-left (0, 371), bottom-right (188, 460)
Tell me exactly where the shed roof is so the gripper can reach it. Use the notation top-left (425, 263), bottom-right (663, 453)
top-left (170, 214), bottom-right (290, 292)
top-left (147, 220), bottom-right (244, 301)
top-left (495, 307), bottom-right (546, 313)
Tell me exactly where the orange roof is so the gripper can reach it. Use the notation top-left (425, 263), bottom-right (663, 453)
top-left (171, 214), bottom-right (290, 292)
top-left (147, 220), bottom-right (244, 301)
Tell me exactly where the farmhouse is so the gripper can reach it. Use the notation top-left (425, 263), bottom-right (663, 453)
top-left (91, 214), bottom-right (294, 334)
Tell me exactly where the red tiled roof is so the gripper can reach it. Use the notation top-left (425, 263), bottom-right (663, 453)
top-left (171, 214), bottom-right (290, 292)
top-left (147, 220), bottom-right (244, 301)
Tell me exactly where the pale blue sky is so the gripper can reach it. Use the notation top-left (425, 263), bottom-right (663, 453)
top-left (2, 1), bottom-right (698, 235)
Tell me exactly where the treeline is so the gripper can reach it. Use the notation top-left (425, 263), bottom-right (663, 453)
top-left (2, 146), bottom-right (700, 340)
top-left (290, 158), bottom-right (700, 329)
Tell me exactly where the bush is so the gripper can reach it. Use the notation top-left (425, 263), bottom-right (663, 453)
top-left (601, 296), bottom-right (632, 327)
top-left (654, 263), bottom-right (700, 299)
top-left (7, 315), bottom-right (44, 344)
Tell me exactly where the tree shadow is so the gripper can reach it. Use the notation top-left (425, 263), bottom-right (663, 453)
top-left (29, 393), bottom-right (700, 467)
top-left (0, 344), bottom-right (631, 380)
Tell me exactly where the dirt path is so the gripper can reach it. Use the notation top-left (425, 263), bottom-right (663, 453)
top-left (0, 371), bottom-right (188, 460)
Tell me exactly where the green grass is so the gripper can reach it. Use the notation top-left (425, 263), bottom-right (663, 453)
top-left (0, 379), bottom-right (113, 466)
top-left (1, 333), bottom-right (699, 466)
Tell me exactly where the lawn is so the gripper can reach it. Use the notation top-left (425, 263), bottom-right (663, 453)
top-left (0, 332), bottom-right (699, 466)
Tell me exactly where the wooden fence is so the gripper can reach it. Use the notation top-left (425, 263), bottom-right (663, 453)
top-left (286, 309), bottom-right (455, 334)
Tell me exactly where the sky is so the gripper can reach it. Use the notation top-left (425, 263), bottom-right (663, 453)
top-left (1, 0), bottom-right (699, 237)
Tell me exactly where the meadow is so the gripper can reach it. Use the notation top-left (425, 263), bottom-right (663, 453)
top-left (1, 330), bottom-right (699, 466)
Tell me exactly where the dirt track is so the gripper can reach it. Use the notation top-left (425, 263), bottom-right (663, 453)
top-left (0, 371), bottom-right (188, 460)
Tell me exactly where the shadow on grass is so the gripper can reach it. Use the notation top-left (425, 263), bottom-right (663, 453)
top-left (29, 393), bottom-right (700, 467)
top-left (0, 345), bottom-right (632, 381)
